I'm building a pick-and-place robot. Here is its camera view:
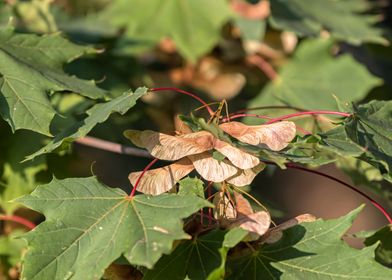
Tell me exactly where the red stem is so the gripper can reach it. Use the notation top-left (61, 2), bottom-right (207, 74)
top-left (265, 162), bottom-right (392, 224)
top-left (222, 113), bottom-right (272, 122)
top-left (265, 110), bottom-right (351, 124)
top-left (231, 105), bottom-right (305, 114)
top-left (150, 87), bottom-right (214, 116)
top-left (129, 158), bottom-right (159, 197)
top-left (0, 215), bottom-right (36, 230)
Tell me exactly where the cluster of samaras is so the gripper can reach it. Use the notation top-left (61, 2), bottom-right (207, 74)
top-left (125, 119), bottom-right (296, 195)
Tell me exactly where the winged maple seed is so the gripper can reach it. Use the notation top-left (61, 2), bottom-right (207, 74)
top-left (125, 120), bottom-right (296, 195)
top-left (213, 192), bottom-right (271, 241)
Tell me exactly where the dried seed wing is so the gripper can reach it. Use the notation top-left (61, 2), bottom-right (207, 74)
top-left (220, 121), bottom-right (257, 144)
top-left (129, 158), bottom-right (194, 195)
top-left (220, 121), bottom-right (296, 151)
top-left (227, 163), bottom-right (265, 186)
top-left (213, 192), bottom-right (236, 221)
top-left (126, 130), bottom-right (215, 161)
top-left (234, 211), bottom-right (271, 238)
top-left (188, 152), bottom-right (237, 182)
top-left (214, 139), bottom-right (260, 169)
top-left (234, 192), bottom-right (253, 215)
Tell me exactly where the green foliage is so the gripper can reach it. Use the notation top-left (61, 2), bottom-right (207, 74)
top-left (248, 39), bottom-right (381, 112)
top-left (207, 228), bottom-right (248, 280)
top-left (17, 176), bottom-right (210, 280)
top-left (364, 225), bottom-right (392, 267)
top-left (0, 28), bottom-right (107, 135)
top-left (144, 229), bottom-right (226, 280)
top-left (0, 0), bottom-right (391, 279)
top-left (104, 0), bottom-right (232, 61)
top-left (178, 177), bottom-right (205, 198)
top-left (227, 207), bottom-right (392, 279)
top-left (269, 0), bottom-right (387, 45)
top-left (345, 100), bottom-right (392, 182)
top-left (0, 230), bottom-right (26, 268)
top-left (25, 87), bottom-right (147, 161)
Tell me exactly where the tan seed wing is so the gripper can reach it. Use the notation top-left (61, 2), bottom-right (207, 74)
top-left (214, 139), bottom-right (260, 169)
top-left (188, 152), bottom-right (237, 182)
top-left (125, 130), bottom-right (215, 161)
top-left (128, 158), bottom-right (194, 195)
top-left (227, 163), bottom-right (265, 186)
top-left (220, 121), bottom-right (296, 151)
top-left (234, 192), bottom-right (254, 215)
top-left (213, 192), bottom-right (236, 221)
top-left (234, 211), bottom-right (271, 238)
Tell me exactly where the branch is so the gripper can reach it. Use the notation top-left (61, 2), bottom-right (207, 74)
top-left (75, 136), bottom-right (152, 158)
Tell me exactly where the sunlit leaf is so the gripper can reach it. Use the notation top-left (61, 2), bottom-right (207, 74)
top-left (226, 206), bottom-right (392, 279)
top-left (0, 28), bottom-right (107, 135)
top-left (17, 176), bottom-right (210, 280)
top-left (104, 0), bottom-right (232, 61)
top-left (144, 230), bottom-right (226, 280)
top-left (248, 39), bottom-right (381, 113)
top-left (269, 0), bottom-right (387, 45)
top-left (24, 87), bottom-right (147, 161)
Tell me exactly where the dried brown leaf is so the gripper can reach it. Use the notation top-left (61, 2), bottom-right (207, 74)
top-left (220, 121), bottom-right (296, 151)
top-left (129, 158), bottom-right (194, 195)
top-left (188, 152), bottom-right (238, 182)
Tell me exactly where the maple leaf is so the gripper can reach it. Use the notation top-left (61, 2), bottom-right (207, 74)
top-left (0, 28), bottom-right (107, 135)
top-left (16, 176), bottom-right (211, 280)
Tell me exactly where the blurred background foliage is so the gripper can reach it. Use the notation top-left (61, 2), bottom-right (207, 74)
top-left (1, 0), bottom-right (392, 278)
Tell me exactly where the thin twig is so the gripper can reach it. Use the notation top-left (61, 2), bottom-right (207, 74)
top-left (264, 161), bottom-right (392, 224)
top-left (75, 136), bottom-right (152, 158)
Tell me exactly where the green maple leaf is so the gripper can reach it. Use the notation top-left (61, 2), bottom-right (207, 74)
top-left (144, 229), bottom-right (226, 280)
top-left (269, 0), bottom-right (387, 45)
top-left (0, 230), bottom-right (27, 268)
top-left (145, 227), bottom-right (248, 280)
top-left (103, 0), bottom-right (231, 61)
top-left (178, 177), bottom-right (205, 198)
top-left (16, 176), bottom-right (211, 280)
top-left (364, 225), bottom-right (392, 267)
top-left (207, 228), bottom-right (248, 280)
top-left (344, 100), bottom-right (392, 182)
top-left (0, 130), bottom-right (47, 214)
top-left (0, 28), bottom-right (107, 136)
top-left (24, 87), bottom-right (147, 161)
top-left (248, 39), bottom-right (381, 115)
top-left (226, 206), bottom-right (392, 279)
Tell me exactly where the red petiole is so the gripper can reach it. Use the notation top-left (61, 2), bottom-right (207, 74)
top-left (150, 87), bottom-right (214, 116)
top-left (0, 214), bottom-right (36, 230)
top-left (129, 158), bottom-right (159, 197)
top-left (265, 110), bottom-right (351, 124)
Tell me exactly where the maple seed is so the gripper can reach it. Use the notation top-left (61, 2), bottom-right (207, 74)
top-left (125, 120), bottom-right (296, 195)
top-left (214, 192), bottom-right (271, 240)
